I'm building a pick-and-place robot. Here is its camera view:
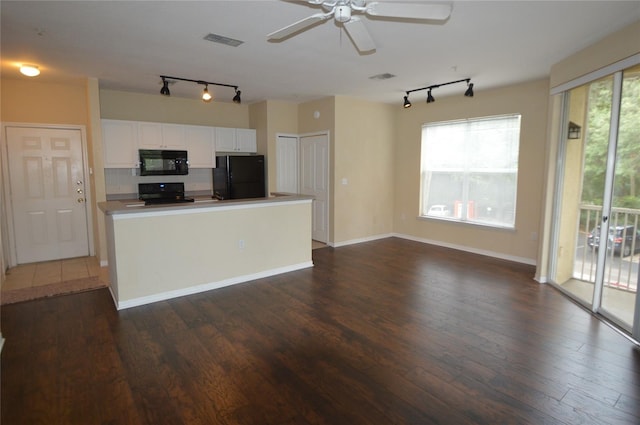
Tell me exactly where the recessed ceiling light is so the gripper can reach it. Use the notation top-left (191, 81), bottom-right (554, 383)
top-left (20, 64), bottom-right (40, 77)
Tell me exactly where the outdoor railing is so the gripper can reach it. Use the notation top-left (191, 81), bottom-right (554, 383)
top-left (574, 205), bottom-right (639, 293)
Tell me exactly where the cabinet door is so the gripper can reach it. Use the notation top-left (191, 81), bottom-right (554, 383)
top-left (214, 127), bottom-right (236, 152)
top-left (102, 119), bottom-right (139, 168)
top-left (138, 122), bottom-right (163, 149)
top-left (236, 128), bottom-right (257, 153)
top-left (162, 124), bottom-right (186, 149)
top-left (186, 125), bottom-right (215, 168)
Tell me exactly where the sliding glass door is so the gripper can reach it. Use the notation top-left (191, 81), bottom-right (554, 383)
top-left (550, 64), bottom-right (640, 335)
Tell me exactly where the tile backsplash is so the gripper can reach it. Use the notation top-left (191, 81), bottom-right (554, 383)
top-left (105, 168), bottom-right (212, 199)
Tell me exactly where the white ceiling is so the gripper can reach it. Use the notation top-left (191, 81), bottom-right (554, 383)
top-left (2, 1), bottom-right (640, 105)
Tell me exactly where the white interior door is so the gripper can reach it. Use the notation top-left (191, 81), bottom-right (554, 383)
top-left (300, 134), bottom-right (329, 243)
top-left (276, 135), bottom-right (299, 193)
top-left (6, 126), bottom-right (89, 264)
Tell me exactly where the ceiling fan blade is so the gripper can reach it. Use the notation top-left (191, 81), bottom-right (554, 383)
top-left (343, 17), bottom-right (376, 53)
top-left (267, 13), bottom-right (331, 41)
top-left (365, 2), bottom-right (452, 21)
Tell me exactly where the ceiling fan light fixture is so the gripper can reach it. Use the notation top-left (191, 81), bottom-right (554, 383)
top-left (267, 0), bottom-right (452, 54)
top-left (334, 5), bottom-right (352, 23)
top-left (20, 64), bottom-right (40, 77)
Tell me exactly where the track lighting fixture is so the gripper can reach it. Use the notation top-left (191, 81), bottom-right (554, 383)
top-left (465, 83), bottom-right (474, 97)
top-left (403, 95), bottom-right (411, 108)
top-left (426, 89), bottom-right (435, 103)
top-left (201, 84), bottom-right (212, 102)
top-left (160, 77), bottom-right (170, 96)
top-left (403, 78), bottom-right (474, 108)
top-left (159, 75), bottom-right (241, 104)
top-left (233, 89), bottom-right (242, 104)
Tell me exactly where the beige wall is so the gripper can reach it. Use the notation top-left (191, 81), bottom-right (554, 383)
top-left (251, 100), bottom-right (298, 195)
top-left (550, 20), bottom-right (640, 89)
top-left (393, 79), bottom-right (550, 263)
top-left (333, 96), bottom-right (395, 244)
top-left (1, 77), bottom-right (88, 125)
top-left (99, 89), bottom-right (250, 127)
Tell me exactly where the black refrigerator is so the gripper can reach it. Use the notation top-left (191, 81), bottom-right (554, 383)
top-left (213, 155), bottom-right (266, 200)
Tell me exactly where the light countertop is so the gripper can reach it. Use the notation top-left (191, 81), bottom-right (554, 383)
top-left (98, 193), bottom-right (313, 216)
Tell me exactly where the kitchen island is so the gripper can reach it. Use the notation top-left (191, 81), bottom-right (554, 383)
top-left (99, 195), bottom-right (313, 309)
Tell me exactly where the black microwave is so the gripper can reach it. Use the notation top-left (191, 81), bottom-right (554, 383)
top-left (139, 149), bottom-right (188, 176)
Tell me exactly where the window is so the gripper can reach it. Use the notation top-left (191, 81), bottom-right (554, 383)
top-left (420, 114), bottom-right (521, 228)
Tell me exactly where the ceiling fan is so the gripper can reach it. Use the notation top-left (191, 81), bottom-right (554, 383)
top-left (267, 0), bottom-right (452, 54)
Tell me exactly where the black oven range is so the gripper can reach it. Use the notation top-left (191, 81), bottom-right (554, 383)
top-left (138, 182), bottom-right (195, 206)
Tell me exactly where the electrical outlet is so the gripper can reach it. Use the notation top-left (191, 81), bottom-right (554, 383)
top-left (238, 239), bottom-right (245, 250)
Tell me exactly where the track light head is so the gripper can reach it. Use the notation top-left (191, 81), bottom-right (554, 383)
top-left (464, 83), bottom-right (474, 97)
top-left (426, 89), bottom-right (435, 103)
top-left (233, 89), bottom-right (242, 104)
top-left (160, 77), bottom-right (171, 96)
top-left (403, 95), bottom-right (411, 108)
top-left (202, 85), bottom-right (212, 102)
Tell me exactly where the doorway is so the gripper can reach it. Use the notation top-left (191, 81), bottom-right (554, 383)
top-left (276, 132), bottom-right (330, 244)
top-left (3, 125), bottom-right (92, 266)
top-left (550, 64), bottom-right (640, 336)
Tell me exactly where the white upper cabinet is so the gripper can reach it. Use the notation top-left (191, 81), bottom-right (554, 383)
top-left (138, 122), bottom-right (186, 150)
top-left (215, 127), bottom-right (257, 153)
top-left (236, 128), bottom-right (257, 153)
top-left (185, 125), bottom-right (215, 168)
top-left (102, 119), bottom-right (139, 168)
top-left (102, 119), bottom-right (254, 169)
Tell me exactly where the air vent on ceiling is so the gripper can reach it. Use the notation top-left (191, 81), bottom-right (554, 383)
top-left (369, 73), bottom-right (396, 80)
top-left (204, 33), bottom-right (244, 47)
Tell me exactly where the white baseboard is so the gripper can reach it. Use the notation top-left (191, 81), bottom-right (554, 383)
top-left (332, 233), bottom-right (394, 248)
top-left (392, 233), bottom-right (537, 266)
top-left (115, 261), bottom-right (314, 310)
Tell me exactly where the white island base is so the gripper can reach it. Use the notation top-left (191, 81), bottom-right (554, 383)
top-left (100, 196), bottom-right (313, 310)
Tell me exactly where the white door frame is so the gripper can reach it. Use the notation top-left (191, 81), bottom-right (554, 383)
top-left (275, 133), bottom-right (300, 194)
top-left (299, 131), bottom-right (330, 244)
top-left (275, 130), bottom-right (330, 245)
top-left (1, 123), bottom-right (95, 267)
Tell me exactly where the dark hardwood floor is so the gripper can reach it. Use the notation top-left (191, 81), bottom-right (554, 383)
top-left (2, 237), bottom-right (640, 424)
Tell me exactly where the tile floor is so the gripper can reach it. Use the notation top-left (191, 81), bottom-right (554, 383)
top-left (2, 257), bottom-right (105, 291)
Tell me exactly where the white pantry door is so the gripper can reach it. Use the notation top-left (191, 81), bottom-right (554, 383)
top-left (300, 134), bottom-right (329, 243)
top-left (6, 126), bottom-right (89, 264)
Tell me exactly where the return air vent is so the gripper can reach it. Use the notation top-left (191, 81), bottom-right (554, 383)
top-left (369, 73), bottom-right (396, 80)
top-left (204, 33), bottom-right (244, 47)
